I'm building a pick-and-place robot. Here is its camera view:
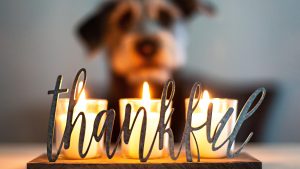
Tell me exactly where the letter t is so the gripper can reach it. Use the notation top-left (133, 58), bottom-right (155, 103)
top-left (47, 75), bottom-right (68, 162)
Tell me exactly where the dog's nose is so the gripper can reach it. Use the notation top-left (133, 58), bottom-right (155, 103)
top-left (135, 37), bottom-right (159, 59)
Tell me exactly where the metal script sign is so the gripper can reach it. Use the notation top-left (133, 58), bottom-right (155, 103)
top-left (47, 68), bottom-right (266, 162)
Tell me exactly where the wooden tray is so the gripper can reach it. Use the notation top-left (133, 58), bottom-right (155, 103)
top-left (27, 153), bottom-right (261, 169)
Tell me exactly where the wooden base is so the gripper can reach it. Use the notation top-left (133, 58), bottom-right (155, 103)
top-left (27, 153), bottom-right (261, 169)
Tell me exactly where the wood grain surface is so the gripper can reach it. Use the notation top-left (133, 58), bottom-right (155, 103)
top-left (27, 152), bottom-right (261, 169)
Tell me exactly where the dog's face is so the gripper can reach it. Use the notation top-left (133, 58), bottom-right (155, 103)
top-left (107, 0), bottom-right (186, 84)
top-left (78, 0), bottom-right (213, 85)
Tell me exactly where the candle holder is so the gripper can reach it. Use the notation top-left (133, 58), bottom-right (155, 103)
top-left (119, 98), bottom-right (171, 159)
top-left (27, 68), bottom-right (266, 169)
top-left (55, 98), bottom-right (108, 159)
top-left (185, 92), bottom-right (238, 158)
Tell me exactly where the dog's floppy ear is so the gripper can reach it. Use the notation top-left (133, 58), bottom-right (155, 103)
top-left (77, 1), bottom-right (117, 55)
top-left (171, 0), bottom-right (215, 19)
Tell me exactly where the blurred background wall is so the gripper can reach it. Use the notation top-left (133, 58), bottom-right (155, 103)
top-left (0, 0), bottom-right (299, 142)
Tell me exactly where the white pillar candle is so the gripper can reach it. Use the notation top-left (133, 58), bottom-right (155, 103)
top-left (55, 82), bottom-right (107, 159)
top-left (185, 91), bottom-right (237, 158)
top-left (119, 82), bottom-right (171, 159)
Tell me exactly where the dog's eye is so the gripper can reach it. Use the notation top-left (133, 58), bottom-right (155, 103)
top-left (158, 9), bottom-right (174, 28)
top-left (118, 10), bottom-right (134, 31)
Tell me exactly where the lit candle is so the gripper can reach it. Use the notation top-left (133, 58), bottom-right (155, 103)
top-left (185, 90), bottom-right (237, 158)
top-left (55, 82), bottom-right (108, 159)
top-left (119, 82), bottom-right (171, 159)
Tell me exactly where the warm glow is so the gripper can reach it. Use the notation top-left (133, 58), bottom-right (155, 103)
top-left (119, 81), bottom-right (170, 159)
top-left (78, 81), bottom-right (86, 99)
top-left (203, 90), bottom-right (210, 102)
top-left (77, 81), bottom-right (87, 111)
top-left (200, 90), bottom-right (210, 111)
top-left (186, 89), bottom-right (238, 158)
top-left (142, 82), bottom-right (151, 111)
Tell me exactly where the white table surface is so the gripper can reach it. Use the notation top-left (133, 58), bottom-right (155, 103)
top-left (0, 143), bottom-right (299, 169)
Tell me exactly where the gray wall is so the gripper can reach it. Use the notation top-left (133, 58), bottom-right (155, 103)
top-left (0, 0), bottom-right (299, 142)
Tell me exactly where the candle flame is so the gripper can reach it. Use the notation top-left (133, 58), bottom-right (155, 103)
top-left (77, 81), bottom-right (86, 111)
top-left (78, 81), bottom-right (86, 100)
top-left (142, 82), bottom-right (151, 111)
top-left (200, 90), bottom-right (210, 112)
top-left (203, 90), bottom-right (210, 102)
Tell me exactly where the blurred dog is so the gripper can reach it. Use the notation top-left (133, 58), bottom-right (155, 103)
top-left (77, 0), bottom-right (273, 142)
top-left (78, 0), bottom-right (213, 85)
top-left (77, 0), bottom-right (214, 141)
